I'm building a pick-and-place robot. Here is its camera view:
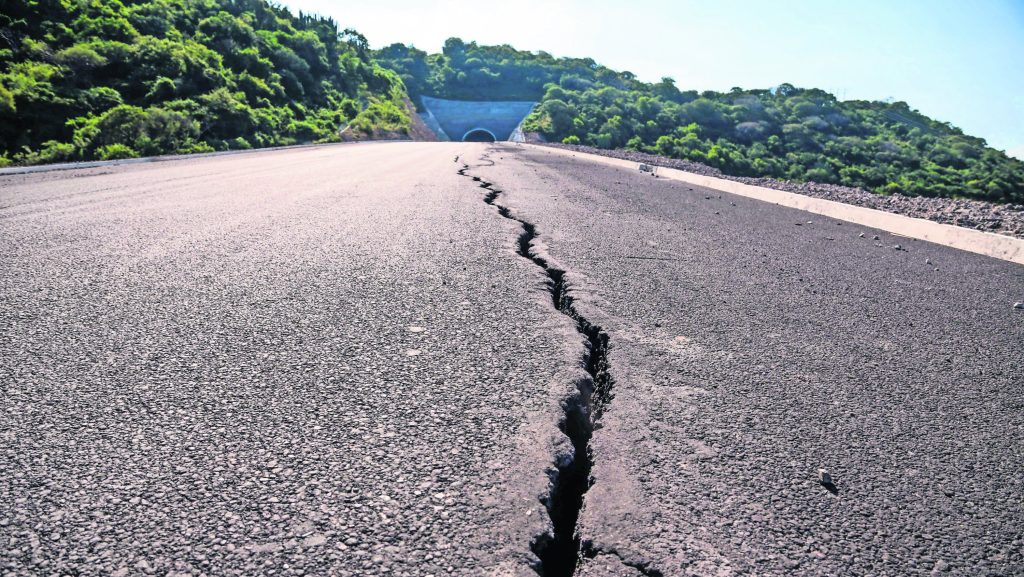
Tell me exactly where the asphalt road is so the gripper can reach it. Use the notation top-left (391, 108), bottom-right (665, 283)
top-left (475, 144), bottom-right (1024, 576)
top-left (2, 142), bottom-right (1023, 577)
top-left (0, 143), bottom-right (583, 577)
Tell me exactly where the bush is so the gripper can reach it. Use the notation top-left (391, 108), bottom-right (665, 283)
top-left (79, 105), bottom-right (149, 150)
top-left (96, 143), bottom-right (139, 160)
top-left (0, 83), bottom-right (15, 114)
top-left (71, 104), bottom-right (199, 157)
top-left (145, 77), bottom-right (176, 102)
top-left (17, 141), bottom-right (77, 164)
top-left (805, 166), bottom-right (836, 183)
top-left (349, 95), bottom-right (410, 134)
top-left (78, 86), bottom-right (123, 113)
top-left (181, 141), bottom-right (216, 154)
top-left (57, 45), bottom-right (108, 70)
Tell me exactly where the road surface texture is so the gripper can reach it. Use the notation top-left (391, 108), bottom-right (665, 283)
top-left (472, 144), bottom-right (1024, 577)
top-left (2, 142), bottom-right (1023, 577)
top-left (0, 143), bottom-right (586, 577)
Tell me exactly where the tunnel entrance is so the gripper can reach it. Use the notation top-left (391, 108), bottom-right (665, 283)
top-left (462, 129), bottom-right (497, 142)
top-left (419, 97), bottom-right (537, 142)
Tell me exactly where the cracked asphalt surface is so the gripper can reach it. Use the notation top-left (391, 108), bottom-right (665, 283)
top-left (0, 143), bottom-right (583, 577)
top-left (475, 144), bottom-right (1024, 577)
top-left (3, 142), bottom-right (1023, 577)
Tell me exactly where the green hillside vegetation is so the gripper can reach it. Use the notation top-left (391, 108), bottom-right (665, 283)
top-left (0, 0), bottom-right (410, 165)
top-left (375, 38), bottom-right (640, 103)
top-left (377, 38), bottom-right (1024, 203)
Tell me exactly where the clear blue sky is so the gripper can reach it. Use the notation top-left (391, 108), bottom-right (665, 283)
top-left (279, 0), bottom-right (1024, 158)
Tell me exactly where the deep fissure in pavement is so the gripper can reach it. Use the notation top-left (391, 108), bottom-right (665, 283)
top-left (458, 159), bottom-right (617, 576)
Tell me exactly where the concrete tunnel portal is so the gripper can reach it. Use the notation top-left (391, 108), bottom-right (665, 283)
top-left (419, 96), bottom-right (537, 142)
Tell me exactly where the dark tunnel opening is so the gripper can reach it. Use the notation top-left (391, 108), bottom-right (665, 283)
top-left (463, 129), bottom-right (497, 142)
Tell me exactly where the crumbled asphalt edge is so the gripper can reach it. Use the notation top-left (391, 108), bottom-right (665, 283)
top-left (457, 154), bottom-right (627, 576)
top-left (581, 544), bottom-right (665, 577)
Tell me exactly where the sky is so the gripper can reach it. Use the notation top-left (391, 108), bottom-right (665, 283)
top-left (278, 0), bottom-right (1024, 158)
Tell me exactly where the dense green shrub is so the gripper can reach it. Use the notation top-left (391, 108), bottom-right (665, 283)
top-left (96, 143), bottom-right (138, 160)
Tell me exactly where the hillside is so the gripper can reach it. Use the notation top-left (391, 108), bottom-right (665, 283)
top-left (0, 0), bottom-right (411, 165)
top-left (376, 38), bottom-right (1024, 203)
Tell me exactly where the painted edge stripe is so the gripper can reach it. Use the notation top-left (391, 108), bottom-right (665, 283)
top-left (527, 144), bottom-right (1024, 266)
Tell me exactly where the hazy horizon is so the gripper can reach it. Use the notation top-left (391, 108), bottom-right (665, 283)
top-left (277, 0), bottom-right (1024, 160)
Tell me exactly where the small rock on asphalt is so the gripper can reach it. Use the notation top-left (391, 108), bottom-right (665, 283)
top-left (818, 469), bottom-right (833, 485)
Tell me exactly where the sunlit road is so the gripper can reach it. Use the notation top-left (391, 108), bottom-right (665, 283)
top-left (2, 142), bottom-right (1023, 576)
top-left (1, 143), bottom-right (572, 577)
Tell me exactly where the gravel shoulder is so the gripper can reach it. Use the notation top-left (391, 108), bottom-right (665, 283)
top-left (539, 143), bottom-right (1024, 239)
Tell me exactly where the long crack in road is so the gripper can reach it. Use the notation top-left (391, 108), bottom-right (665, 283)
top-left (458, 154), bottom-right (625, 577)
